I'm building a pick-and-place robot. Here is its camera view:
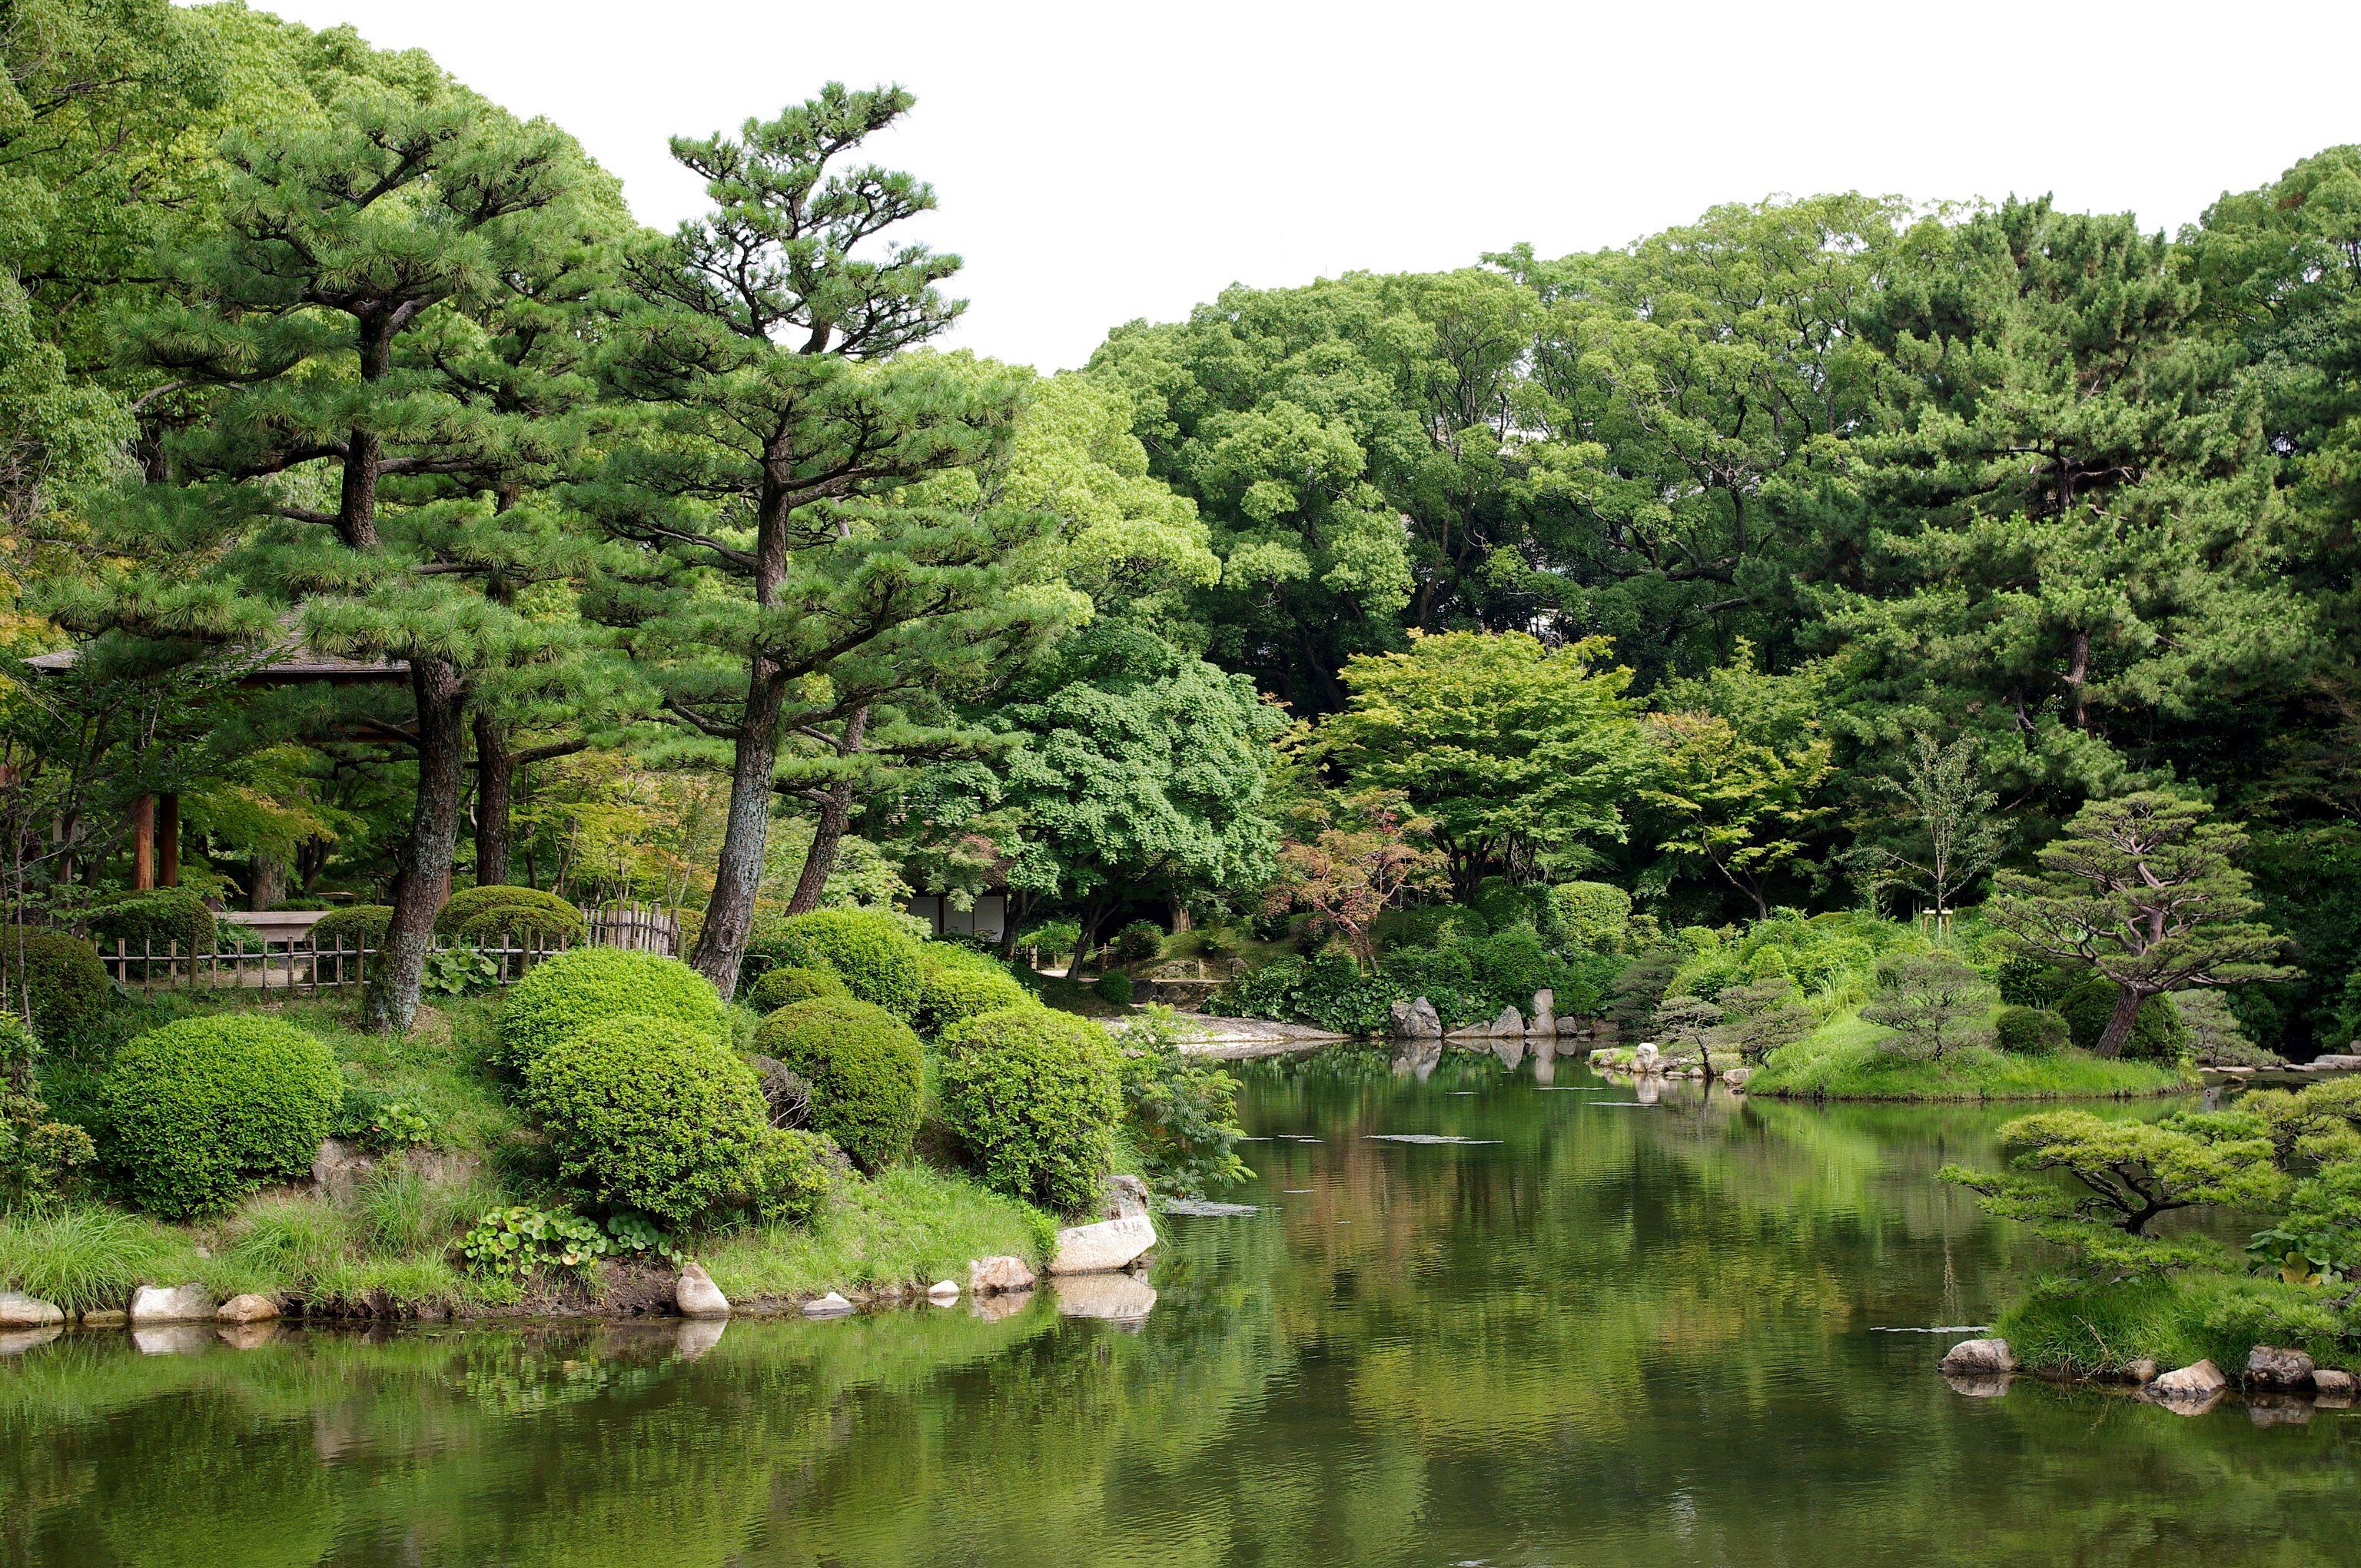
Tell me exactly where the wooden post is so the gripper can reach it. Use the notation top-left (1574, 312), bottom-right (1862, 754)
top-left (157, 793), bottom-right (180, 887)
top-left (131, 795), bottom-right (156, 891)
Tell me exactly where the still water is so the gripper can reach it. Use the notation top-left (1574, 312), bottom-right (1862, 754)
top-left (4, 1045), bottom-right (2356, 1566)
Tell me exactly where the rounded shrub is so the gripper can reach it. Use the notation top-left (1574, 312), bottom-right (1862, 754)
top-left (87, 889), bottom-right (217, 956)
top-left (913, 946), bottom-right (1030, 1035)
top-left (1093, 972), bottom-right (1135, 1005)
top-left (435, 885), bottom-right (586, 945)
top-left (1995, 1004), bottom-right (2070, 1056)
top-left (0, 925), bottom-right (110, 1043)
top-left (1550, 880), bottom-right (1634, 950)
top-left (310, 905), bottom-right (392, 948)
top-left (498, 947), bottom-right (726, 1068)
top-left (519, 1012), bottom-right (772, 1229)
top-left (749, 998), bottom-right (924, 1172)
top-left (741, 1126), bottom-right (837, 1224)
top-left (935, 1005), bottom-right (1122, 1213)
top-left (746, 963), bottom-right (852, 1013)
top-left (754, 909), bottom-right (925, 1017)
top-left (1106, 920), bottom-right (1164, 965)
top-left (98, 1015), bottom-right (344, 1218)
top-left (2058, 978), bottom-right (2189, 1061)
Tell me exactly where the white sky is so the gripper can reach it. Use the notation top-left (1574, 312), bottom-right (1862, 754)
top-left (227, 0), bottom-right (2361, 370)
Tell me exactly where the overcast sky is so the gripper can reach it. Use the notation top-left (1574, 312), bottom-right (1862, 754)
top-left (233, 0), bottom-right (2361, 370)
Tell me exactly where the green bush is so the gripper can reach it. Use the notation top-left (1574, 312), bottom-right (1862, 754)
top-left (741, 1127), bottom-right (836, 1224)
top-left (1217, 951), bottom-right (1396, 1035)
top-left (750, 998), bottom-right (924, 1172)
top-left (1474, 922), bottom-right (1566, 1006)
top-left (1470, 876), bottom-right (1540, 933)
top-left (1549, 881), bottom-right (1633, 949)
top-left (2057, 978), bottom-right (2189, 1061)
top-left (98, 1015), bottom-right (344, 1218)
top-left (1106, 920), bottom-right (1164, 965)
top-left (310, 905), bottom-right (392, 948)
top-left (746, 963), bottom-right (852, 1013)
top-left (1371, 903), bottom-right (1489, 951)
top-left (912, 946), bottom-right (1029, 1035)
top-left (497, 947), bottom-right (725, 1068)
top-left (1118, 1006), bottom-right (1249, 1198)
top-left (936, 1005), bottom-right (1122, 1212)
top-left (0, 925), bottom-right (109, 1045)
top-left (1994, 1005), bottom-right (2070, 1056)
top-left (87, 889), bottom-right (216, 957)
top-left (434, 885), bottom-right (585, 945)
top-left (519, 1012), bottom-right (772, 1228)
top-left (1094, 972), bottom-right (1135, 1005)
top-left (0, 1012), bottom-right (94, 1208)
top-left (751, 909), bottom-right (925, 1017)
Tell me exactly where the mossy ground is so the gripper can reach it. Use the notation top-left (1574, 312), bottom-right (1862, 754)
top-left (1744, 1008), bottom-right (2193, 1101)
top-left (1997, 1271), bottom-right (2359, 1377)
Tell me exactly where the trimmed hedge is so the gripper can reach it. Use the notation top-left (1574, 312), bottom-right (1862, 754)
top-left (98, 1015), bottom-right (344, 1218)
top-left (435, 885), bottom-right (586, 945)
top-left (750, 998), bottom-right (924, 1172)
top-left (519, 1012), bottom-right (771, 1228)
top-left (913, 946), bottom-right (1030, 1035)
top-left (1094, 972), bottom-right (1135, 1005)
top-left (1995, 1005), bottom-right (2070, 1056)
top-left (310, 905), bottom-right (393, 948)
top-left (751, 909), bottom-right (925, 1017)
top-left (935, 1005), bottom-right (1121, 1213)
top-left (87, 889), bottom-right (217, 957)
top-left (0, 925), bottom-right (110, 1042)
top-left (498, 948), bottom-right (726, 1068)
top-left (1107, 920), bottom-right (1164, 965)
top-left (746, 964), bottom-right (852, 1013)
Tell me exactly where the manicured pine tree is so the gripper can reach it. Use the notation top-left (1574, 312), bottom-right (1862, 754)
top-left (585, 85), bottom-right (1061, 997)
top-left (78, 77), bottom-right (613, 1030)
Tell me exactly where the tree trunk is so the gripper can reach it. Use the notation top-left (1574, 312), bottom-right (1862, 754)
top-left (2093, 982), bottom-right (2144, 1059)
top-left (783, 705), bottom-right (870, 917)
top-left (367, 657), bottom-right (467, 1033)
top-left (247, 855), bottom-right (286, 912)
top-left (1170, 894), bottom-right (1192, 934)
top-left (688, 666), bottom-right (788, 1000)
top-left (474, 714), bottom-right (513, 887)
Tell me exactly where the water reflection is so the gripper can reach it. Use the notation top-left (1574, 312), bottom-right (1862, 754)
top-left (2, 1052), bottom-right (2349, 1566)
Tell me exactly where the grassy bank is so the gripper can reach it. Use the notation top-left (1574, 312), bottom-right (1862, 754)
top-left (1744, 1010), bottom-right (2193, 1101)
top-left (1997, 1273), bottom-right (2353, 1377)
top-left (699, 1166), bottom-right (1054, 1304)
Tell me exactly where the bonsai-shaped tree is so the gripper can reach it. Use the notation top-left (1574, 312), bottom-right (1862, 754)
top-left (1861, 952), bottom-right (1994, 1061)
top-left (1714, 977), bottom-right (1815, 1064)
top-left (1650, 993), bottom-right (1725, 1077)
top-left (1988, 792), bottom-right (2290, 1058)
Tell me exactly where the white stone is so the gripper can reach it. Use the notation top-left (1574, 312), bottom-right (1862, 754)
top-left (1054, 1274), bottom-right (1158, 1323)
top-left (1633, 1041), bottom-right (1662, 1074)
top-left (1722, 1066), bottom-right (1754, 1090)
top-left (216, 1294), bottom-right (279, 1324)
top-left (0, 1292), bottom-right (64, 1330)
top-left (129, 1284), bottom-right (215, 1325)
top-left (1048, 1213), bottom-right (1157, 1275)
top-left (2148, 1359), bottom-right (2230, 1404)
top-left (1939, 1338), bottom-right (2015, 1375)
top-left (801, 1291), bottom-right (854, 1317)
top-left (969, 1255), bottom-right (1038, 1294)
top-left (1490, 1005), bottom-right (1526, 1037)
top-left (926, 1278), bottom-right (960, 1304)
top-left (1530, 989), bottom-right (1557, 1035)
top-left (676, 1263), bottom-right (730, 1321)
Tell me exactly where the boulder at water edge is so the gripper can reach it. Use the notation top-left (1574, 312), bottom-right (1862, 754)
top-left (1049, 1214), bottom-right (1157, 1276)
top-left (1530, 989), bottom-right (1556, 1035)
top-left (2124, 1358), bottom-right (2160, 1387)
top-left (969, 1255), bottom-right (1038, 1295)
top-left (216, 1294), bottom-right (279, 1324)
top-left (0, 1292), bottom-right (64, 1330)
top-left (1939, 1338), bottom-right (2015, 1375)
top-left (1103, 1173), bottom-right (1151, 1221)
top-left (1633, 1041), bottom-right (1662, 1074)
top-left (2311, 1368), bottom-right (2356, 1404)
top-left (1388, 997), bottom-right (1443, 1040)
top-left (802, 1291), bottom-right (854, 1317)
top-left (676, 1263), bottom-right (731, 1321)
top-left (129, 1284), bottom-right (215, 1325)
top-left (926, 1279), bottom-right (960, 1304)
top-left (2246, 1344), bottom-right (2315, 1390)
top-left (2147, 1360), bottom-right (2230, 1409)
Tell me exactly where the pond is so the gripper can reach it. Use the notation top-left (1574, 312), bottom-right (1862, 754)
top-left (3, 1044), bottom-right (2354, 1566)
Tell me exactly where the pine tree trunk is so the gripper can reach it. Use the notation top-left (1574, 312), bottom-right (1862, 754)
top-left (474, 714), bottom-right (513, 887)
top-left (367, 658), bottom-right (467, 1033)
top-left (689, 666), bottom-right (788, 1000)
top-left (783, 706), bottom-right (870, 917)
top-left (2093, 983), bottom-right (2144, 1059)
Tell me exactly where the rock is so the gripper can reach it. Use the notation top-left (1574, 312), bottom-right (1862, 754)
top-left (2124, 1357), bottom-right (2160, 1387)
top-left (0, 1292), bottom-right (64, 1330)
top-left (216, 1294), bottom-right (280, 1324)
top-left (78, 1309), bottom-right (127, 1329)
top-left (1633, 1041), bottom-right (1662, 1074)
top-left (1388, 996), bottom-right (1443, 1040)
top-left (1530, 989), bottom-right (1556, 1035)
top-left (1054, 1273), bottom-right (1158, 1324)
top-left (1048, 1213), bottom-right (1158, 1275)
top-left (801, 1291), bottom-right (854, 1318)
top-left (1491, 1005), bottom-right (1526, 1037)
top-left (129, 1284), bottom-right (215, 1325)
top-left (2246, 1344), bottom-right (2316, 1390)
top-left (2305, 1053), bottom-right (2361, 1071)
top-left (926, 1278), bottom-right (960, 1304)
top-left (2147, 1359), bottom-right (2229, 1407)
top-left (1722, 1066), bottom-right (1753, 1090)
top-left (1102, 1173), bottom-right (1151, 1221)
top-left (1939, 1337), bottom-right (2016, 1375)
top-left (2311, 1367), bottom-right (2356, 1403)
top-left (675, 1263), bottom-right (730, 1321)
top-left (0, 1326), bottom-right (61, 1356)
top-left (968, 1255), bottom-right (1038, 1295)
top-left (1161, 1199), bottom-right (1260, 1217)
top-left (310, 1138), bottom-right (380, 1201)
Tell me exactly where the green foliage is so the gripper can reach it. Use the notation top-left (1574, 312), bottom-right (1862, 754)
top-left (0, 1012), bottom-right (94, 1209)
top-left (0, 926), bottom-right (111, 1045)
top-left (86, 889), bottom-right (217, 957)
top-left (0, 1202), bottom-right (199, 1315)
top-left (433, 886), bottom-right (586, 945)
top-left (1994, 1005), bottom-right (2070, 1057)
top-left (1107, 921), bottom-right (1165, 965)
top-left (309, 906), bottom-right (392, 948)
top-left (422, 947), bottom-right (498, 997)
top-left (1217, 951), bottom-right (1398, 1036)
top-left (329, 1083), bottom-right (432, 1151)
top-left (1604, 948), bottom-right (1685, 1035)
top-left (745, 964), bottom-right (853, 1014)
top-left (2170, 988), bottom-right (2282, 1068)
top-left (1549, 882), bottom-right (1632, 950)
top-left (459, 1204), bottom-right (611, 1283)
top-left (752, 910), bottom-right (927, 1018)
top-left (497, 948), bottom-right (725, 1069)
top-left (1997, 1272), bottom-right (2354, 1380)
top-left (1017, 919), bottom-right (1080, 960)
top-left (739, 1128), bottom-right (838, 1226)
top-left (1473, 923), bottom-right (1566, 1007)
top-left (749, 999), bottom-right (924, 1174)
top-left (910, 947), bottom-right (1029, 1036)
top-left (936, 1005), bottom-right (1122, 1213)
top-left (1859, 952), bottom-right (1994, 1061)
top-left (1714, 978), bottom-right (1815, 1064)
top-left (1093, 972), bottom-right (1135, 1005)
top-left (1117, 1007), bottom-right (1249, 1198)
top-left (97, 1015), bottom-right (343, 1218)
top-left (2056, 978), bottom-right (2189, 1063)
top-left (520, 1012), bottom-right (772, 1230)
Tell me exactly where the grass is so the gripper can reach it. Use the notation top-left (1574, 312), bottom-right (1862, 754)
top-left (0, 1204), bottom-right (207, 1314)
top-left (698, 1164), bottom-right (1054, 1303)
top-left (1744, 1007), bottom-right (2193, 1101)
top-left (1997, 1271), bottom-right (2356, 1377)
